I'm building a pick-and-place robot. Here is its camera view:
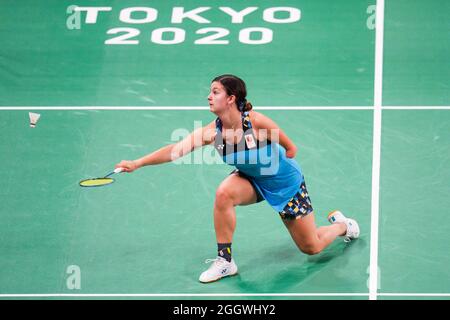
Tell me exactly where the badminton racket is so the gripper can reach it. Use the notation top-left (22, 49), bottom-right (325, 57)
top-left (79, 167), bottom-right (124, 187)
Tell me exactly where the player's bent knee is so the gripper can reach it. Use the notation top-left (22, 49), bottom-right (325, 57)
top-left (215, 187), bottom-right (235, 208)
top-left (299, 243), bottom-right (322, 256)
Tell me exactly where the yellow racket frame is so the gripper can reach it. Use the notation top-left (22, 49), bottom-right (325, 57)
top-left (79, 177), bottom-right (114, 187)
top-left (79, 167), bottom-right (124, 187)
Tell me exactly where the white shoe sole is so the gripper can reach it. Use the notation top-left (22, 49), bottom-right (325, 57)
top-left (199, 271), bottom-right (238, 283)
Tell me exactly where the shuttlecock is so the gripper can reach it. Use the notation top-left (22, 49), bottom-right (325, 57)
top-left (29, 112), bottom-right (41, 128)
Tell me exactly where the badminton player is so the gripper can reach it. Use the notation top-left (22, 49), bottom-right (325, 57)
top-left (116, 74), bottom-right (360, 283)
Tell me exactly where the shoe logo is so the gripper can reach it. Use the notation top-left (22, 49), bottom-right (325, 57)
top-left (221, 268), bottom-right (228, 275)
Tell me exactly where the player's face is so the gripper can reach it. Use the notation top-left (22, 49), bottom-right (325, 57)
top-left (208, 81), bottom-right (234, 114)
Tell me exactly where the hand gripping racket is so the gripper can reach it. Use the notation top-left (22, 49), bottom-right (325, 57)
top-left (79, 167), bottom-right (124, 187)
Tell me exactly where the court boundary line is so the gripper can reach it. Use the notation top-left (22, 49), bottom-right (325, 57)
top-left (0, 106), bottom-right (449, 111)
top-left (0, 293), bottom-right (369, 298)
top-left (1, 293), bottom-right (449, 298)
top-left (369, 0), bottom-right (385, 301)
top-left (378, 293), bottom-right (450, 297)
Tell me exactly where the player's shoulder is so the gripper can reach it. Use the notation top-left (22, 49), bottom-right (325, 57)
top-left (247, 110), bottom-right (260, 122)
top-left (247, 110), bottom-right (272, 129)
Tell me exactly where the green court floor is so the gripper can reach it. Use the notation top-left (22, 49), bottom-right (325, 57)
top-left (0, 0), bottom-right (449, 300)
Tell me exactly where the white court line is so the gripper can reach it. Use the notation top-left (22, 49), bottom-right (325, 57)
top-left (0, 293), bottom-right (370, 298)
top-left (0, 106), bottom-right (370, 110)
top-left (382, 106), bottom-right (450, 110)
top-left (378, 293), bottom-right (450, 297)
top-left (369, 0), bottom-right (385, 301)
top-left (0, 106), bottom-right (449, 110)
top-left (1, 293), bottom-right (449, 298)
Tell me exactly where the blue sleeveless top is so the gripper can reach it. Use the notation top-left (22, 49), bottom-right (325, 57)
top-left (214, 111), bottom-right (304, 212)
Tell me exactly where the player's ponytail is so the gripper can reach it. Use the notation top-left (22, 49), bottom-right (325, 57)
top-left (237, 99), bottom-right (253, 112)
top-left (244, 101), bottom-right (253, 111)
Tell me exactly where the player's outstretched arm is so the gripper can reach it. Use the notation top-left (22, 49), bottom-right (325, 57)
top-left (115, 120), bottom-right (216, 172)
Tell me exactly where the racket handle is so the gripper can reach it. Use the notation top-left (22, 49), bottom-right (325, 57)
top-left (114, 167), bottom-right (125, 174)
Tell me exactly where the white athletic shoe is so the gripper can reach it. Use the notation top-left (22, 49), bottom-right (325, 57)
top-left (199, 257), bottom-right (238, 283)
top-left (328, 210), bottom-right (360, 242)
